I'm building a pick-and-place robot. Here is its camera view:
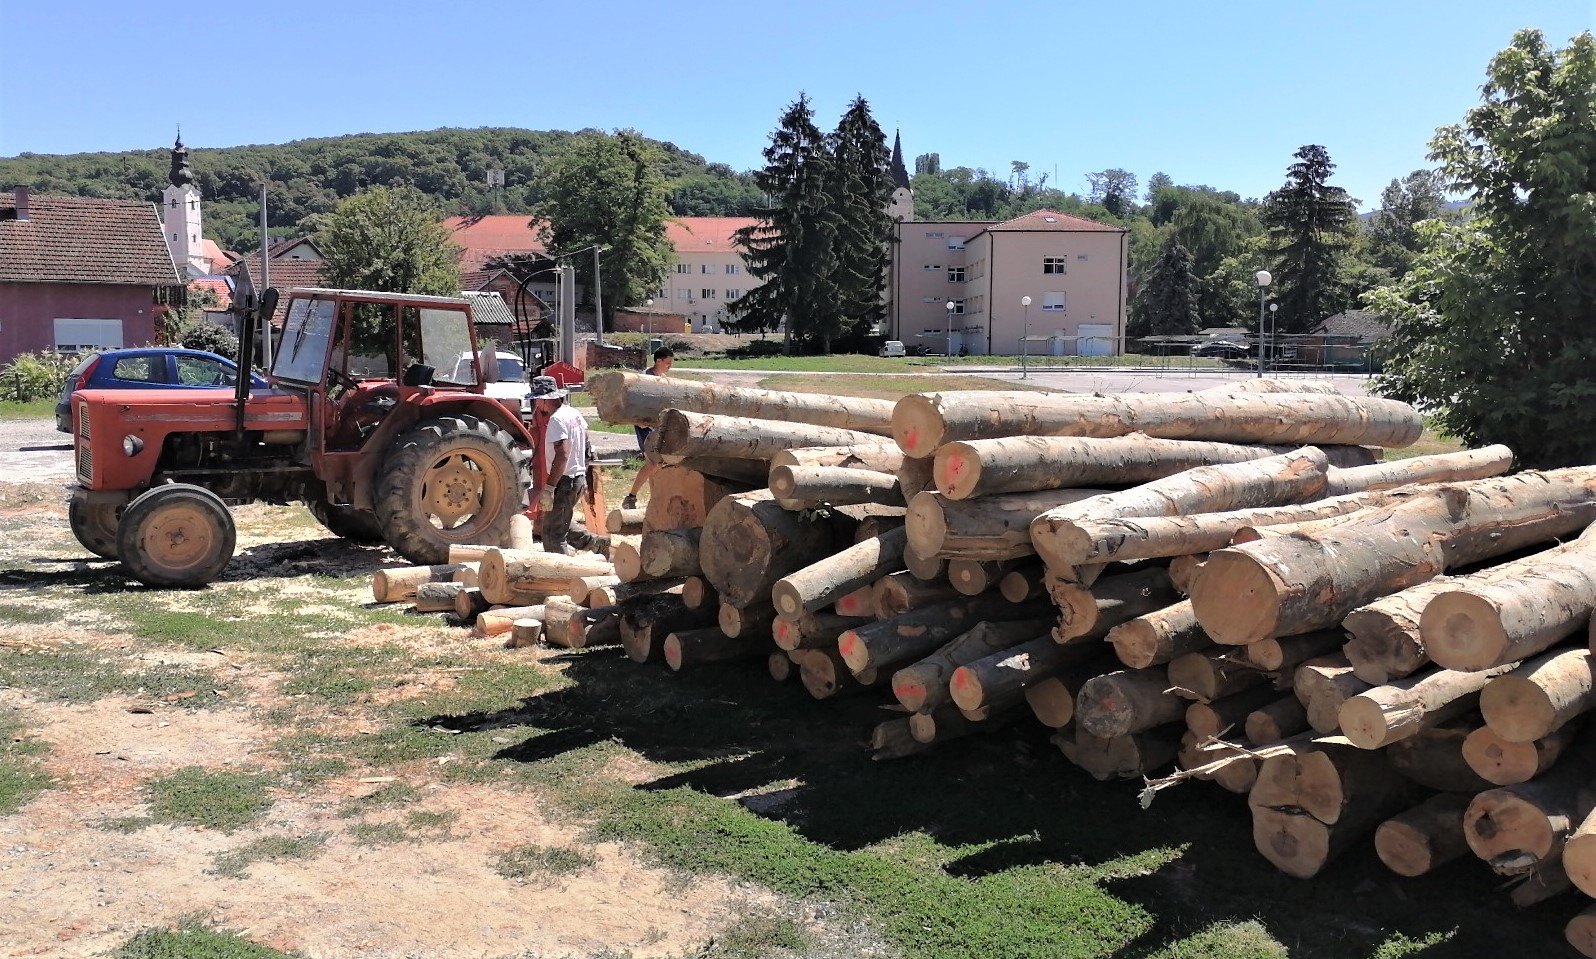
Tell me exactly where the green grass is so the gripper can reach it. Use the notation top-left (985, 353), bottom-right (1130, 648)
top-left (337, 781), bottom-right (423, 817)
top-left (113, 917), bottom-right (299, 959)
top-left (142, 766), bottom-right (275, 833)
top-left (0, 645), bottom-right (233, 706)
top-left (492, 842), bottom-right (598, 883)
top-left (211, 832), bottom-right (329, 878)
top-left (0, 711), bottom-right (52, 814)
top-left (1384, 427), bottom-right (1465, 461)
top-left (0, 399), bottom-right (55, 420)
top-left (0, 603), bottom-right (59, 624)
top-left (347, 821), bottom-right (411, 846)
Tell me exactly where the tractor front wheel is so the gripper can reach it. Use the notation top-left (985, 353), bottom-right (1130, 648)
top-left (116, 484), bottom-right (237, 588)
top-left (375, 415), bottom-right (529, 565)
top-left (69, 489), bottom-right (125, 560)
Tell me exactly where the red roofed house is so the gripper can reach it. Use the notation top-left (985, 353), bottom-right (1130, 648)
top-left (0, 187), bottom-right (185, 363)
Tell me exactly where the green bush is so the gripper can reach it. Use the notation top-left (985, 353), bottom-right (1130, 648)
top-left (179, 321), bottom-right (240, 359)
top-left (0, 351), bottom-right (78, 402)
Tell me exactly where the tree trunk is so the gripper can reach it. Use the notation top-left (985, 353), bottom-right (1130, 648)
top-left (1422, 527), bottom-right (1596, 672)
top-left (635, 529), bottom-right (702, 580)
top-left (1215, 378), bottom-right (1343, 395)
top-left (1107, 600), bottom-right (1212, 669)
top-left (1464, 736), bottom-right (1596, 873)
top-left (453, 564), bottom-right (479, 588)
top-left (1464, 722), bottom-right (1584, 786)
top-left (933, 434), bottom-right (1329, 501)
top-left (997, 562), bottom-right (1047, 604)
top-left (769, 465), bottom-right (902, 507)
top-left (473, 602), bottom-right (562, 639)
top-left (907, 489), bottom-right (1106, 562)
top-left (1052, 567), bottom-right (1181, 643)
top-left (772, 528), bottom-right (907, 618)
top-left (372, 563), bottom-right (470, 603)
top-left (532, 598), bottom-right (583, 647)
top-left (699, 491), bottom-right (842, 609)
top-left (1185, 685), bottom-right (1282, 739)
top-left (566, 604), bottom-right (622, 649)
top-left (771, 443), bottom-right (905, 475)
top-left (837, 596), bottom-right (1054, 674)
top-left (1569, 905), bottom-right (1596, 959)
top-left (567, 574), bottom-right (621, 606)
top-left (1030, 447), bottom-right (1331, 569)
top-left (1383, 722), bottom-right (1494, 792)
top-left (1245, 630), bottom-right (1345, 673)
top-left (446, 545), bottom-right (492, 564)
top-left (681, 576), bottom-right (718, 611)
top-left (1024, 677), bottom-right (1076, 729)
top-left (1245, 696), bottom-right (1309, 744)
top-left (719, 602), bottom-right (777, 640)
top-left (1050, 489), bottom-right (1409, 567)
top-left (611, 577), bottom-right (687, 604)
top-left (1056, 725), bottom-right (1182, 782)
top-left (907, 705), bottom-right (1015, 744)
top-left (902, 540), bottom-right (946, 581)
top-left (642, 466), bottom-right (751, 532)
top-left (654, 409), bottom-right (881, 462)
top-left (588, 368), bottom-right (897, 436)
top-left (1339, 663), bottom-right (1518, 750)
top-left (413, 581), bottom-right (467, 613)
top-left (507, 618), bottom-right (544, 648)
top-left (890, 619), bottom-right (1055, 713)
top-left (479, 548), bottom-right (613, 605)
top-left (768, 650), bottom-right (797, 682)
top-left (771, 610), bottom-right (868, 651)
top-left (1559, 806), bottom-right (1596, 900)
top-left (833, 585), bottom-right (877, 618)
top-left (1293, 655), bottom-right (1372, 734)
top-left (1342, 577), bottom-right (1460, 684)
top-left (661, 456), bottom-right (772, 487)
top-left (1190, 471), bottom-right (1596, 646)
top-left (1375, 792), bottom-right (1476, 877)
top-left (619, 593), bottom-right (715, 664)
top-left (1075, 667), bottom-right (1187, 738)
top-left (1249, 737), bottom-right (1422, 825)
top-left (891, 389), bottom-right (1424, 458)
top-left (871, 572), bottom-right (961, 620)
top-left (1323, 445), bottom-right (1515, 497)
top-left (662, 626), bottom-right (762, 671)
top-left (949, 636), bottom-right (1091, 712)
top-left (1480, 648), bottom-right (1596, 743)
top-left (605, 508), bottom-right (646, 535)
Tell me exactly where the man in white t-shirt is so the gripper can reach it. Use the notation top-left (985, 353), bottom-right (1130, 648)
top-left (531, 376), bottom-right (605, 555)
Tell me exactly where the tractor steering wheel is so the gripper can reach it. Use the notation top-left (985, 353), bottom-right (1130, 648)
top-left (326, 367), bottom-right (359, 393)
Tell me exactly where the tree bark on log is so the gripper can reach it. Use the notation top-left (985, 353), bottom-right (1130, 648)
top-left (772, 528), bottom-right (908, 618)
top-left (907, 489), bottom-right (1107, 562)
top-left (719, 602), bottom-right (777, 640)
top-left (871, 572), bottom-right (961, 620)
top-left (1056, 726), bottom-right (1182, 782)
top-left (533, 598), bottom-right (583, 647)
top-left (413, 581), bottom-right (468, 613)
top-left (479, 549), bottom-right (613, 605)
top-left (372, 563), bottom-right (470, 603)
top-left (1294, 655), bottom-right (1372, 734)
top-left (1107, 600), bottom-right (1213, 670)
top-left (643, 466), bottom-right (751, 532)
top-left (1464, 737), bottom-right (1596, 873)
top-left (902, 540), bottom-right (946, 581)
top-left (611, 577), bottom-right (688, 604)
top-left (837, 596), bottom-right (1054, 674)
top-left (619, 593), bottom-right (715, 664)
top-left (1245, 631), bottom-right (1346, 673)
top-left (1030, 447), bottom-right (1330, 570)
top-left (1422, 528), bottom-right (1596, 672)
top-left (453, 587), bottom-right (493, 622)
top-left (1480, 648), bottom-right (1595, 743)
top-left (769, 465), bottom-right (902, 507)
top-left (661, 456), bottom-right (772, 487)
top-left (1323, 445), bottom-right (1515, 497)
top-left (949, 636), bottom-right (1090, 712)
top-left (1245, 696), bottom-right (1310, 744)
top-left (1167, 648), bottom-right (1269, 703)
top-left (1383, 722), bottom-right (1494, 792)
top-left (896, 455), bottom-right (936, 502)
top-left (1052, 567), bottom-right (1181, 643)
top-left (699, 491), bottom-right (843, 609)
top-left (474, 602), bottom-right (564, 639)
top-left (1185, 685), bottom-right (1283, 739)
top-left (890, 619), bottom-right (1055, 713)
top-left (589, 368), bottom-right (897, 436)
top-left (446, 545), bottom-right (492, 564)
top-left (1375, 792), bottom-right (1476, 877)
top-left (1342, 577), bottom-right (1460, 684)
top-left (568, 575), bottom-right (621, 607)
top-left (1189, 471), bottom-right (1596, 646)
top-left (681, 576), bottom-right (718, 610)
top-left (605, 508), bottom-right (646, 535)
top-left (1075, 667), bottom-right (1187, 738)
top-left (1463, 722), bottom-right (1583, 786)
top-left (891, 390), bottom-right (1425, 458)
top-left (933, 434), bottom-right (1326, 501)
top-left (1339, 663), bottom-right (1519, 750)
top-left (663, 626), bottom-right (763, 672)
top-left (654, 409), bottom-right (883, 461)
top-left (771, 610), bottom-right (869, 651)
top-left (770, 443), bottom-right (905, 475)
top-left (634, 528), bottom-right (702, 580)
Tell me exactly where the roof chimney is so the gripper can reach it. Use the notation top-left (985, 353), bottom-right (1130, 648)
top-left (13, 186), bottom-right (28, 221)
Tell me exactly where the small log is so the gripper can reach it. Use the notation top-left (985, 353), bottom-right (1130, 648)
top-left (533, 598), bottom-right (583, 648)
top-left (453, 587), bottom-right (494, 622)
top-left (837, 596), bottom-right (1054, 674)
top-left (605, 508), bottom-right (646, 535)
top-left (772, 528), bottom-right (907, 618)
top-left (902, 539), bottom-right (946, 581)
top-left (768, 650), bottom-right (797, 682)
top-left (1383, 722), bottom-right (1494, 792)
top-left (665, 456), bottom-right (771, 487)
top-left (611, 577), bottom-right (687, 603)
top-left (453, 565), bottom-right (479, 588)
top-left (947, 558), bottom-right (1021, 597)
top-left (681, 576), bottom-right (719, 611)
top-left (834, 585), bottom-right (877, 618)
top-left (871, 717), bottom-right (932, 761)
top-left (1251, 806), bottom-right (1396, 880)
top-left (1561, 806), bottom-right (1596, 899)
top-left (508, 513), bottom-right (535, 550)
top-left (871, 572), bottom-right (960, 620)
top-left (1167, 554), bottom-right (1206, 595)
top-left (1056, 725), bottom-right (1182, 782)
top-left (1571, 905), bottom-right (1596, 959)
top-left (1342, 577), bottom-right (1461, 684)
top-left (1323, 445), bottom-right (1515, 497)
top-left (1244, 696), bottom-right (1310, 744)
top-left (479, 548), bottom-right (613, 604)
top-left (949, 636), bottom-right (1089, 712)
top-left (653, 409), bottom-right (882, 461)
top-left (620, 529), bottom-right (701, 581)
top-left (413, 581), bottom-right (467, 613)
top-left (1293, 655), bottom-right (1373, 734)
top-left (1185, 685), bottom-right (1283, 739)
top-left (507, 618), bottom-right (543, 649)
top-left (1075, 667), bottom-right (1187, 739)
top-left (907, 489), bottom-right (1109, 561)
top-left (1510, 853), bottom-right (1573, 907)
top-left (771, 610), bottom-right (868, 651)
top-left (372, 563), bottom-right (469, 603)
top-left (663, 627), bottom-right (762, 672)
top-left (769, 464), bottom-right (902, 507)
top-left (1025, 677), bottom-right (1076, 729)
top-left (619, 593), bottom-right (715, 664)
top-left (1168, 649), bottom-right (1269, 703)
top-left (1052, 567), bottom-right (1181, 643)
top-left (1339, 663), bottom-right (1519, 750)
top-left (1375, 792), bottom-right (1476, 877)
top-left (446, 545), bottom-right (492, 564)
top-left (892, 619), bottom-right (1055, 714)
top-left (1246, 630), bottom-right (1345, 672)
top-left (998, 563), bottom-right (1048, 603)
top-left (1107, 600), bottom-right (1213, 670)
top-left (566, 605), bottom-right (622, 649)
top-left (719, 602), bottom-right (777, 640)
top-left (799, 647), bottom-right (876, 700)
top-left (568, 574), bottom-right (622, 607)
top-left (1464, 738), bottom-right (1596, 873)
top-left (1480, 648), bottom-right (1596, 743)
top-left (1463, 722), bottom-right (1584, 786)
top-left (589, 369), bottom-right (896, 436)
top-left (474, 601), bottom-right (565, 639)
top-left (853, 514), bottom-right (906, 544)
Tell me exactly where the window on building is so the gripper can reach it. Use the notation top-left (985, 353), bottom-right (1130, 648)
top-left (725, 263), bottom-right (739, 274)
top-left (1043, 292), bottom-right (1067, 312)
top-left (658, 287), bottom-right (669, 298)
top-left (1077, 254), bottom-right (1089, 261)
top-left (947, 267), bottom-right (965, 283)
top-left (677, 289), bottom-right (690, 299)
top-left (171, 233), bottom-right (177, 242)
top-left (170, 199), bottom-right (178, 208)
top-left (726, 289), bottom-right (741, 299)
top-left (950, 299), bottom-right (965, 315)
top-left (676, 264), bottom-right (691, 274)
top-left (190, 234), bottom-right (196, 243)
top-left (925, 231), bottom-right (945, 239)
top-left (189, 200), bottom-right (197, 210)
top-left (1043, 257), bottom-right (1068, 275)
top-left (701, 289), bottom-right (717, 299)
top-left (947, 236), bottom-right (965, 250)
top-left (701, 264), bottom-right (713, 274)
top-left (923, 264), bottom-right (942, 271)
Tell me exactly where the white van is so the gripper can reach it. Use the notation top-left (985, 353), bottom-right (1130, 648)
top-left (878, 340), bottom-right (907, 358)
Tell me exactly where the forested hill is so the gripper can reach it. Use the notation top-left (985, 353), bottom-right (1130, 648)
top-left (0, 127), bottom-right (765, 250)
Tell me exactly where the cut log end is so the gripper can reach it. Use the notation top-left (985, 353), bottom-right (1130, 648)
top-left (1338, 696), bottom-right (1401, 750)
top-left (892, 395), bottom-right (944, 459)
top-left (772, 581), bottom-right (804, 619)
top-left (1477, 675), bottom-right (1560, 744)
top-left (838, 630), bottom-right (868, 673)
top-left (933, 443), bottom-right (981, 500)
top-left (1423, 592), bottom-right (1511, 672)
top-left (1187, 550), bottom-right (1282, 645)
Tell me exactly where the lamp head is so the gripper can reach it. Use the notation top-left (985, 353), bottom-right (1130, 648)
top-left (1021, 296), bottom-right (1032, 307)
top-left (1269, 303), bottom-right (1279, 313)
top-left (945, 301), bottom-right (955, 312)
top-left (1256, 270), bottom-right (1273, 288)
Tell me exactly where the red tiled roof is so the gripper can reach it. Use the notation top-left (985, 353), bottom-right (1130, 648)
top-left (980, 209), bottom-right (1124, 233)
top-left (225, 254), bottom-right (327, 291)
top-left (199, 238), bottom-right (235, 273)
top-left (0, 191), bottom-right (183, 286)
top-left (192, 276), bottom-right (232, 309)
top-left (442, 215), bottom-right (759, 270)
top-left (666, 217), bottom-right (759, 254)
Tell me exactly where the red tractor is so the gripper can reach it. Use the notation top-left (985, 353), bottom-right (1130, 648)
top-left (69, 287), bottom-right (538, 587)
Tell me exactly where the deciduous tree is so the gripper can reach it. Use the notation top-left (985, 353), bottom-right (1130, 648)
top-left (1365, 170), bottom-right (1452, 277)
top-left (314, 185), bottom-right (460, 295)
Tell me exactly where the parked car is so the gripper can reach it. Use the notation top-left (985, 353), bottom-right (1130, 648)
top-left (1190, 340), bottom-right (1252, 359)
top-left (55, 348), bottom-right (268, 432)
top-left (447, 350), bottom-right (531, 417)
top-left (878, 340), bottom-right (907, 358)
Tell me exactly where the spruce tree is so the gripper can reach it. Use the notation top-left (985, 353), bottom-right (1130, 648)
top-left (1129, 240), bottom-right (1201, 338)
top-left (728, 95), bottom-right (838, 353)
top-left (826, 96), bottom-right (894, 348)
top-left (1261, 145), bottom-right (1357, 333)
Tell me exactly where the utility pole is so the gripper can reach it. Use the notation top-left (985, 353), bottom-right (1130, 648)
top-left (259, 184), bottom-right (272, 371)
top-left (558, 262), bottom-right (577, 366)
top-left (592, 246), bottom-right (604, 347)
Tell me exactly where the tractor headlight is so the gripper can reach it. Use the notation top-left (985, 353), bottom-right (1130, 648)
top-left (122, 434), bottom-right (144, 457)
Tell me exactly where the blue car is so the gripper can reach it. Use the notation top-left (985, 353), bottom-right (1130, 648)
top-left (55, 348), bottom-right (268, 432)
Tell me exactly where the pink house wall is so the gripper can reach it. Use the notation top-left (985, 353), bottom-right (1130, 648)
top-left (0, 282), bottom-right (160, 361)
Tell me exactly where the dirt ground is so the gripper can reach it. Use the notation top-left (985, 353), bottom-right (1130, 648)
top-left (0, 487), bottom-right (772, 959)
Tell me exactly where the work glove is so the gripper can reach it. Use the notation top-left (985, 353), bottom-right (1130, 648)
top-left (537, 487), bottom-right (555, 511)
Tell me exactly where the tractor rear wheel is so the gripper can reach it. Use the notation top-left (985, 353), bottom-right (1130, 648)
top-left (69, 489), bottom-right (124, 560)
top-left (375, 415), bottom-right (529, 565)
top-left (307, 500), bottom-right (385, 544)
top-left (116, 484), bottom-right (237, 588)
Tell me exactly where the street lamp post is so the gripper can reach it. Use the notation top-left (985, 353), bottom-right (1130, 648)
top-left (1254, 270), bottom-right (1273, 377)
top-left (1268, 302), bottom-right (1279, 372)
top-left (1020, 296), bottom-right (1032, 378)
top-left (945, 300), bottom-right (955, 358)
top-left (644, 298), bottom-right (653, 346)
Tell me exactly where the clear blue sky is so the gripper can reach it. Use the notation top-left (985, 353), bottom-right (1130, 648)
top-left (1, 0), bottom-right (1590, 210)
